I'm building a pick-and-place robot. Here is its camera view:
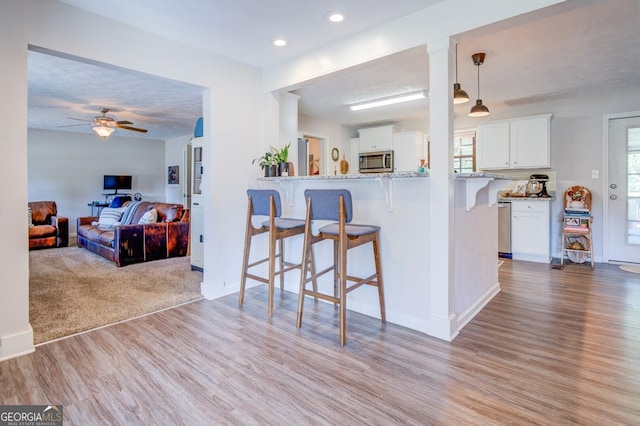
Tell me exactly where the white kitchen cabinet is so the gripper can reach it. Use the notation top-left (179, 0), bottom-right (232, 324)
top-left (477, 114), bottom-right (552, 170)
top-left (393, 131), bottom-right (424, 172)
top-left (358, 125), bottom-right (396, 152)
top-left (190, 137), bottom-right (204, 271)
top-left (511, 200), bottom-right (551, 263)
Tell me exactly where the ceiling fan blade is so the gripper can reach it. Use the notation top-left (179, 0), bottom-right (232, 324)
top-left (66, 117), bottom-right (91, 122)
top-left (58, 123), bottom-right (90, 128)
top-left (116, 120), bottom-right (133, 125)
top-left (116, 124), bottom-right (148, 133)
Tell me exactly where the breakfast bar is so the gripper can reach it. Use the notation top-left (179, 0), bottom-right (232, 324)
top-left (253, 172), bottom-right (504, 339)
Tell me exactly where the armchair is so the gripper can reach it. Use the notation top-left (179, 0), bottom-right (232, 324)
top-left (28, 201), bottom-right (69, 250)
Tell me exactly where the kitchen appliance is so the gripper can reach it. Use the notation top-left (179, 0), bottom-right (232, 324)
top-left (498, 201), bottom-right (512, 258)
top-left (526, 174), bottom-right (550, 197)
top-left (359, 150), bottom-right (394, 173)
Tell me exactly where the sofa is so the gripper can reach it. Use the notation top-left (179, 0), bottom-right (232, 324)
top-left (77, 201), bottom-right (190, 267)
top-left (28, 201), bottom-right (69, 250)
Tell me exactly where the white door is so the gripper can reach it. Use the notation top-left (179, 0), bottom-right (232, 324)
top-left (607, 115), bottom-right (640, 263)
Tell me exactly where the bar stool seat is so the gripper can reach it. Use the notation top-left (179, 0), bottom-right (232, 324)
top-left (296, 189), bottom-right (386, 345)
top-left (239, 189), bottom-right (315, 318)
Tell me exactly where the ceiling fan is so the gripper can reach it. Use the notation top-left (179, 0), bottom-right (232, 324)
top-left (61, 108), bottom-right (148, 138)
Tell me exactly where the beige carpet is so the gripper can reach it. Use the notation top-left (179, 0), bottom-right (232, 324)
top-left (29, 246), bottom-right (203, 344)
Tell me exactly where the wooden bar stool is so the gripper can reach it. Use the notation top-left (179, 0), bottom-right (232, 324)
top-left (296, 189), bottom-right (386, 345)
top-left (239, 189), bottom-right (315, 318)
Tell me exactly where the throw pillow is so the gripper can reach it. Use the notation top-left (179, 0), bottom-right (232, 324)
top-left (138, 208), bottom-right (158, 225)
top-left (97, 207), bottom-right (125, 229)
top-left (28, 207), bottom-right (34, 228)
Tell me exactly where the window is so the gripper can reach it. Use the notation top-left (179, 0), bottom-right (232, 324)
top-left (453, 132), bottom-right (476, 173)
top-left (425, 131), bottom-right (477, 172)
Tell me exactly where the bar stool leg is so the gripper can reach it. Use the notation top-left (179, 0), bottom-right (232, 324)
top-left (338, 228), bottom-right (348, 346)
top-left (278, 238), bottom-right (285, 290)
top-left (268, 221), bottom-right (277, 319)
top-left (373, 233), bottom-right (386, 323)
top-left (239, 207), bottom-right (254, 307)
top-left (296, 240), bottom-right (311, 328)
top-left (332, 241), bottom-right (339, 307)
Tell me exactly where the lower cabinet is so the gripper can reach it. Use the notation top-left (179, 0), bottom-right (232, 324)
top-left (190, 198), bottom-right (204, 271)
top-left (511, 200), bottom-right (551, 263)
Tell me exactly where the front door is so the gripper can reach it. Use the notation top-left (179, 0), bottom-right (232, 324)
top-left (607, 115), bottom-right (640, 263)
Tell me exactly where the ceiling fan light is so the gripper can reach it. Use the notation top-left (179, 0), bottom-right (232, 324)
top-left (93, 125), bottom-right (115, 139)
top-left (468, 99), bottom-right (490, 117)
top-left (453, 83), bottom-right (470, 104)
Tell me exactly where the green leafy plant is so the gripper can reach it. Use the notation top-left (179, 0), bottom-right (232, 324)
top-left (272, 142), bottom-right (290, 163)
top-left (252, 151), bottom-right (279, 169)
top-left (252, 143), bottom-right (291, 169)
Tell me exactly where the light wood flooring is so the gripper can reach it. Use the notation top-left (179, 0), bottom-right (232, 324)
top-left (1, 260), bottom-right (639, 425)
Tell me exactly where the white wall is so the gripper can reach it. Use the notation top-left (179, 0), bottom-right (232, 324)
top-left (28, 129), bottom-right (167, 235)
top-left (298, 114), bottom-right (357, 175)
top-left (0, 0), bottom-right (32, 361)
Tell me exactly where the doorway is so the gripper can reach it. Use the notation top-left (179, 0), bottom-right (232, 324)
top-left (298, 134), bottom-right (326, 176)
top-left (607, 114), bottom-right (640, 263)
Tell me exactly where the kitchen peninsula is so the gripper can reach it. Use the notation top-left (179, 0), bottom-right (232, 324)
top-left (255, 172), bottom-right (505, 340)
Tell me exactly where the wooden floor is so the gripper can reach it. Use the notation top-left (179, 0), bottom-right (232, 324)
top-left (2, 260), bottom-right (639, 425)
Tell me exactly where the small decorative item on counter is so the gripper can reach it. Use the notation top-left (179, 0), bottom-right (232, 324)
top-left (417, 159), bottom-right (429, 174)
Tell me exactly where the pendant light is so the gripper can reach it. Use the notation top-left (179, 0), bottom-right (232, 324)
top-left (453, 43), bottom-right (469, 104)
top-left (468, 52), bottom-right (490, 117)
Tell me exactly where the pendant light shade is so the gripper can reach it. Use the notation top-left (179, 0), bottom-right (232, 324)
top-left (469, 99), bottom-right (490, 117)
top-left (469, 52), bottom-right (490, 117)
top-left (453, 44), bottom-right (469, 104)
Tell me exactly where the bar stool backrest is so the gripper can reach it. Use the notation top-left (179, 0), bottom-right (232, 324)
top-left (247, 189), bottom-right (282, 217)
top-left (304, 189), bottom-right (353, 223)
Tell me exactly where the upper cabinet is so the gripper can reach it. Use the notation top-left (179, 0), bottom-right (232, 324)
top-left (393, 131), bottom-right (424, 172)
top-left (477, 114), bottom-right (552, 170)
top-left (358, 125), bottom-right (396, 152)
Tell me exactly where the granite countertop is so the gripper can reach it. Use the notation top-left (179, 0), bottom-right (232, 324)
top-left (499, 196), bottom-right (556, 201)
top-left (257, 171), bottom-right (429, 181)
top-left (454, 171), bottom-right (512, 179)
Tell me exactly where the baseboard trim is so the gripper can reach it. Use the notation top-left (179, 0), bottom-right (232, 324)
top-left (456, 282), bottom-right (501, 331)
top-left (0, 325), bottom-right (35, 362)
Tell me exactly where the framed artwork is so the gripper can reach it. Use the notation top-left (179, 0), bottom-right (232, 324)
top-left (168, 166), bottom-right (179, 184)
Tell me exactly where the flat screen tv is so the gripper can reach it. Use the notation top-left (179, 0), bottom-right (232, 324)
top-left (103, 175), bottom-right (132, 194)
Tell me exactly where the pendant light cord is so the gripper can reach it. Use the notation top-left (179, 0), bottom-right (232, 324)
top-left (455, 43), bottom-right (459, 82)
top-left (476, 62), bottom-right (481, 99)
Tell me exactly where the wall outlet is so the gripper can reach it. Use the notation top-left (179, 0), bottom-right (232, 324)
top-left (591, 170), bottom-right (599, 179)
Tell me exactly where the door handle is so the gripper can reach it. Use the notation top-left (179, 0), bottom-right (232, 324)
top-left (610, 195), bottom-right (617, 200)
top-left (610, 184), bottom-right (617, 189)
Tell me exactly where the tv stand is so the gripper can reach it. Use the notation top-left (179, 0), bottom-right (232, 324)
top-left (102, 192), bottom-right (131, 203)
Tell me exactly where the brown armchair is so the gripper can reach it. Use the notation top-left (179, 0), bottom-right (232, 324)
top-left (28, 201), bottom-right (69, 250)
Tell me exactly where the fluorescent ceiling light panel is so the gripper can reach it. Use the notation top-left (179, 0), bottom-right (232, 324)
top-left (350, 91), bottom-right (426, 111)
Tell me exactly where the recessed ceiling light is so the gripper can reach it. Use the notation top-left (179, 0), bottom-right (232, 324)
top-left (274, 39), bottom-right (287, 47)
top-left (327, 12), bottom-right (345, 23)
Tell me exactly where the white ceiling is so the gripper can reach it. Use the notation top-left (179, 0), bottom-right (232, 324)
top-left (27, 0), bottom-right (640, 140)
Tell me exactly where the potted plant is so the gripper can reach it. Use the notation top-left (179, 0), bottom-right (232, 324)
top-left (273, 143), bottom-right (291, 176)
top-left (253, 143), bottom-right (292, 177)
top-left (252, 151), bottom-right (279, 177)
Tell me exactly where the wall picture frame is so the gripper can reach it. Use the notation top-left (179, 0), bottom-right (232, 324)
top-left (168, 165), bottom-right (179, 184)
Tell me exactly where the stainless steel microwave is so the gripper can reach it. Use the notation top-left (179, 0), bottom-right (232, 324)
top-left (359, 150), bottom-right (394, 173)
